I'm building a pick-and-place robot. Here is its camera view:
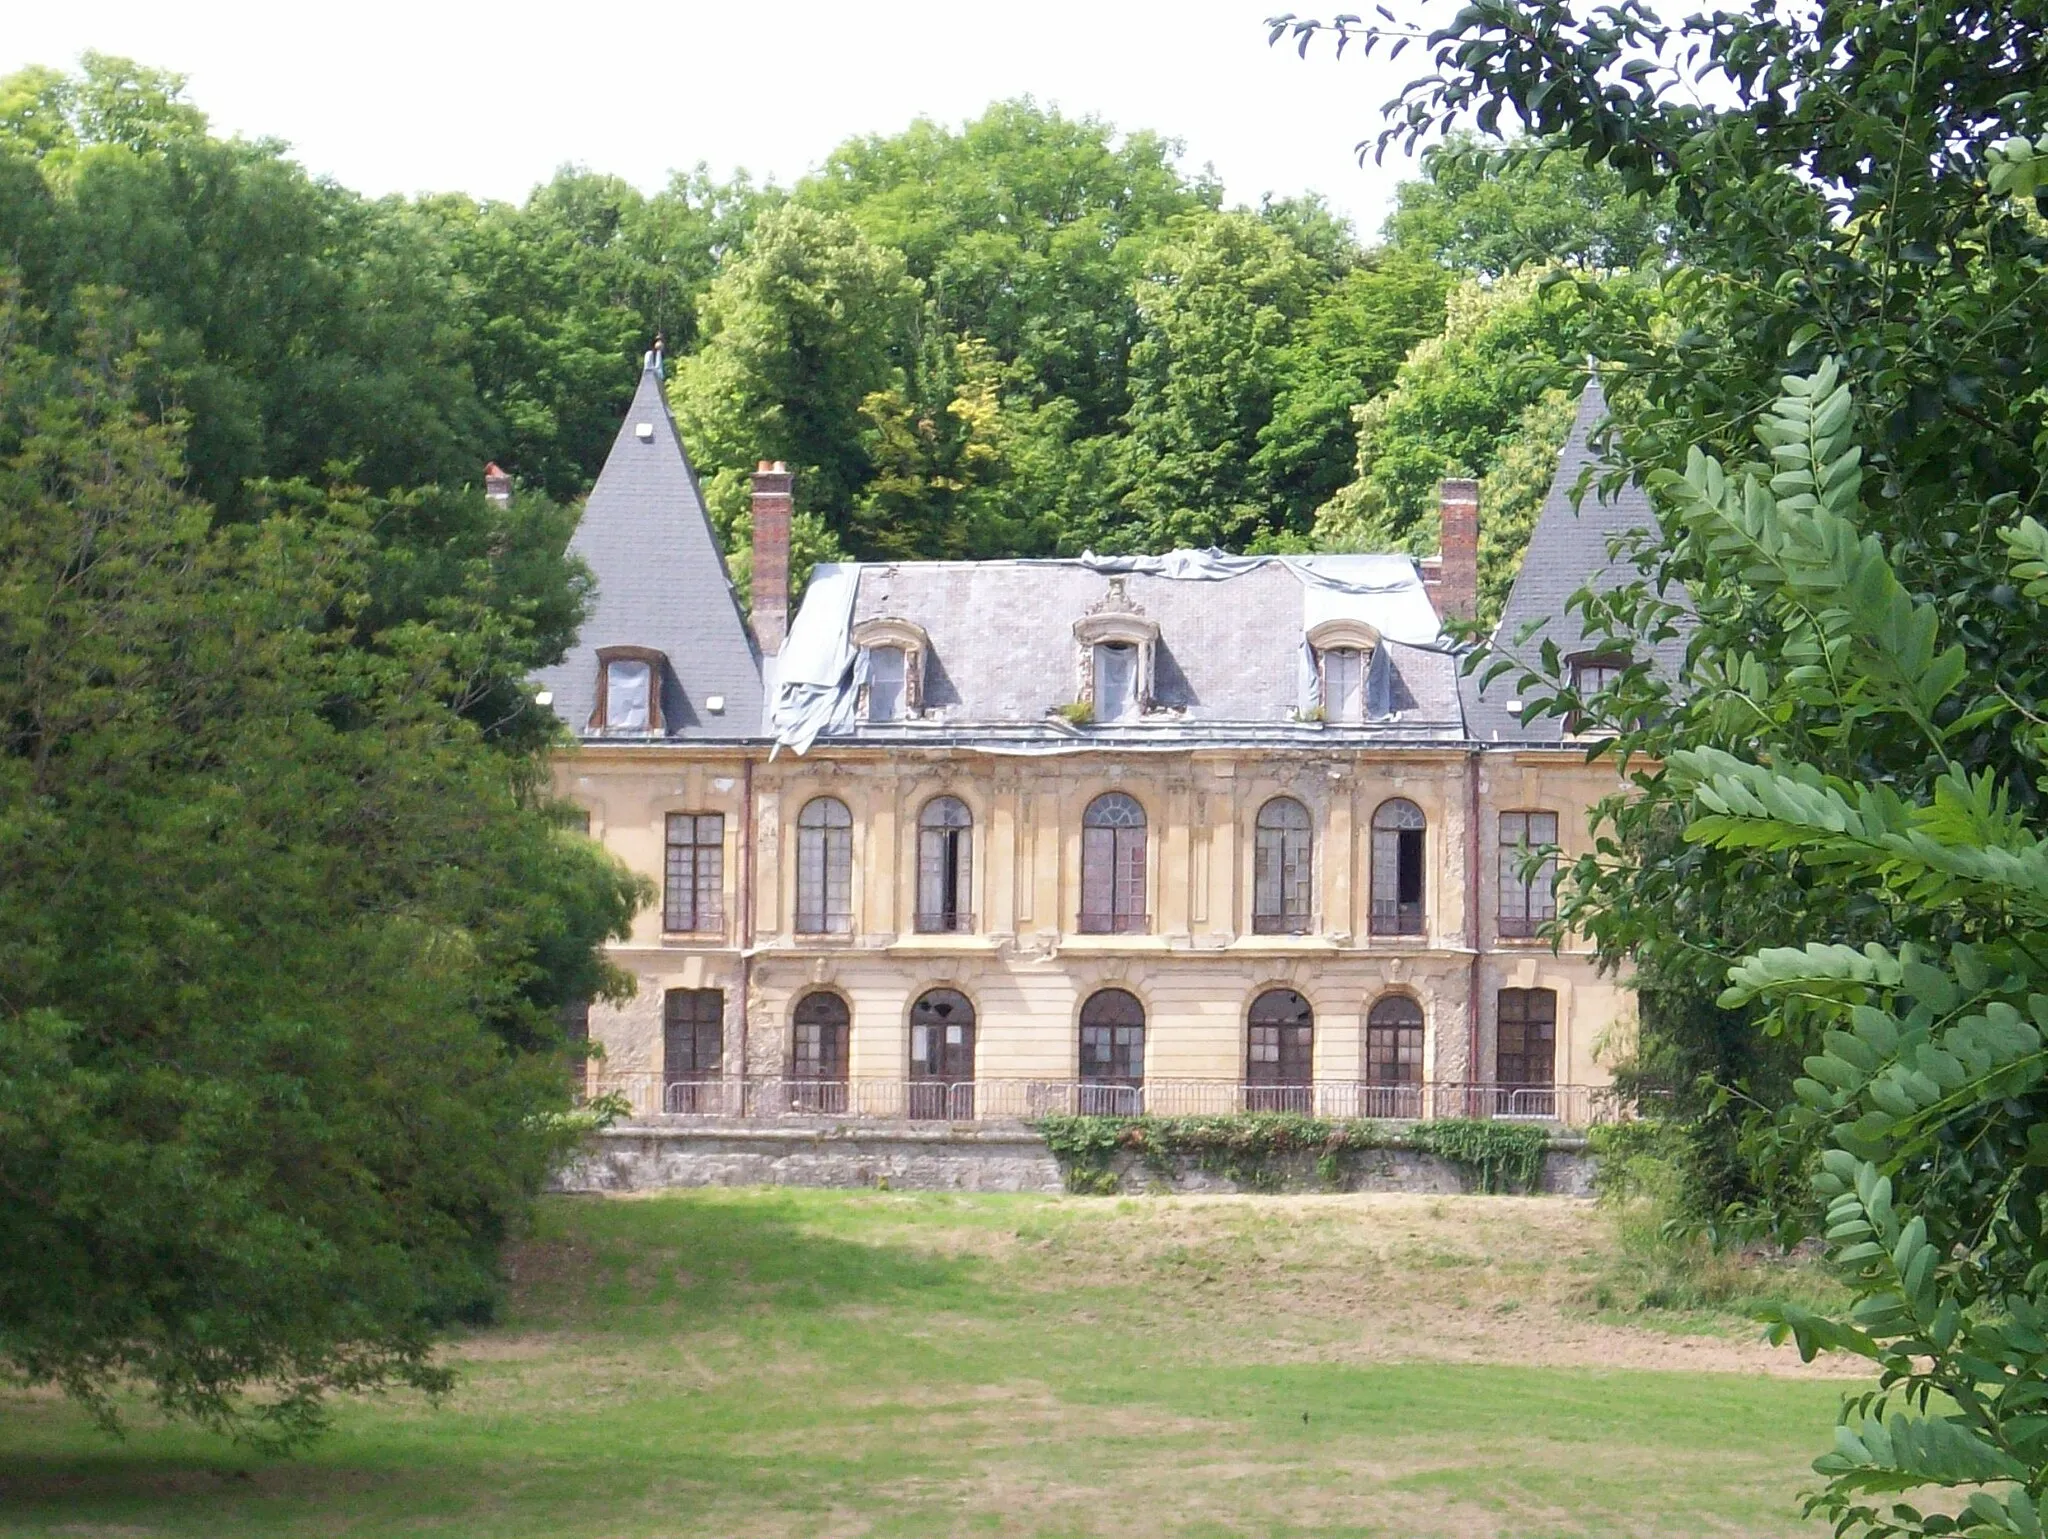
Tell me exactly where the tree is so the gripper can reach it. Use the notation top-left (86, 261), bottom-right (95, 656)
top-left (1640, 363), bottom-right (2048, 1537)
top-left (1385, 131), bottom-right (1673, 278)
top-left (1280, 0), bottom-right (2048, 1220)
top-left (667, 202), bottom-right (917, 560)
top-left (0, 298), bottom-right (644, 1447)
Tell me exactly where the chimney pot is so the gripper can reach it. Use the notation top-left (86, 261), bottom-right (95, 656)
top-left (750, 461), bottom-right (795, 655)
top-left (1436, 478), bottom-right (1479, 625)
top-left (483, 462), bottom-right (511, 508)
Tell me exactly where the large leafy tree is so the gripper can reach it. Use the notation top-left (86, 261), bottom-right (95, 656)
top-left (1279, 0), bottom-right (2048, 1212)
top-left (0, 300), bottom-right (644, 1444)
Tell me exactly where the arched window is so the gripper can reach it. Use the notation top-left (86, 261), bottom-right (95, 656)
top-left (916, 796), bottom-right (973, 933)
top-left (1365, 995), bottom-right (1424, 1118)
top-left (1246, 988), bottom-right (1313, 1112)
top-left (1080, 792), bottom-right (1147, 934)
top-left (795, 796), bottom-right (853, 935)
top-left (1078, 988), bottom-right (1145, 1114)
top-left (908, 988), bottom-right (976, 1119)
top-left (790, 991), bottom-right (850, 1113)
top-left (1253, 797), bottom-right (1313, 935)
top-left (1370, 798), bottom-right (1426, 935)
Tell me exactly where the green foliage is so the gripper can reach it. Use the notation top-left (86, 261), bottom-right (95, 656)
top-left (1407, 1120), bottom-right (1551, 1194)
top-left (0, 296), bottom-right (645, 1447)
top-left (1033, 1115), bottom-right (1552, 1194)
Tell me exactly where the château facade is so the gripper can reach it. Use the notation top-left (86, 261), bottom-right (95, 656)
top-left (541, 359), bottom-right (1668, 1126)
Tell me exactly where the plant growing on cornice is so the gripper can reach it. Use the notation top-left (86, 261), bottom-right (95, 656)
top-left (1051, 701), bottom-right (1094, 726)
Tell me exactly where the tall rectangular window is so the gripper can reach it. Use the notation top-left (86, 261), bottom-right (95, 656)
top-left (796, 797), bottom-right (854, 935)
top-left (1323, 647), bottom-right (1366, 722)
top-left (664, 813), bottom-right (725, 933)
top-left (605, 658), bottom-right (652, 730)
top-left (1497, 810), bottom-right (1558, 938)
top-left (1497, 988), bottom-right (1557, 1086)
top-left (1094, 643), bottom-right (1138, 722)
top-left (663, 989), bottom-right (724, 1112)
top-left (865, 645), bottom-right (906, 721)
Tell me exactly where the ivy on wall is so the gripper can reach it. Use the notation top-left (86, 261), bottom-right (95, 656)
top-left (1033, 1115), bottom-right (1554, 1195)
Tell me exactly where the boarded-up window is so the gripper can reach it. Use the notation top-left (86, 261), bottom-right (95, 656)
top-left (916, 796), bottom-right (973, 933)
top-left (1497, 988), bottom-right (1557, 1086)
top-left (664, 813), bottom-right (725, 932)
top-left (1370, 798), bottom-right (1426, 935)
top-left (1080, 792), bottom-right (1147, 933)
top-left (795, 797), bottom-right (853, 935)
top-left (1253, 797), bottom-right (1312, 934)
top-left (1497, 810), bottom-right (1558, 938)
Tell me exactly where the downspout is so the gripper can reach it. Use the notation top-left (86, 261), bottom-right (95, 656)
top-left (1466, 747), bottom-right (1483, 1112)
top-left (738, 755), bottom-right (755, 1086)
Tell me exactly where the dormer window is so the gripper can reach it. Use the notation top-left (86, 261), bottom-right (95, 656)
top-left (866, 646), bottom-right (907, 720)
top-left (1073, 580), bottom-right (1160, 721)
top-left (1094, 643), bottom-right (1139, 722)
top-left (1306, 618), bottom-right (1380, 723)
top-left (1322, 648), bottom-right (1366, 722)
top-left (1567, 651), bottom-right (1632, 734)
top-left (851, 617), bottom-right (929, 721)
top-left (591, 646), bottom-right (666, 732)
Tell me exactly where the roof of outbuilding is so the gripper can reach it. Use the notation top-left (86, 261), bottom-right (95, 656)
top-left (1460, 378), bottom-right (1689, 744)
top-left (536, 365), bottom-right (764, 742)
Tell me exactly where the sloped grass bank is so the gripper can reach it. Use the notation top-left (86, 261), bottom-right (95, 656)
top-left (0, 1189), bottom-right (1854, 1538)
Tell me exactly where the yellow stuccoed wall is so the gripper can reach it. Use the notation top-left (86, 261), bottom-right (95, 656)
top-left (556, 744), bottom-right (1638, 1104)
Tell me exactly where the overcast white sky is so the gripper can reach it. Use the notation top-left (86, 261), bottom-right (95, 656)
top-left (2, 0), bottom-right (1437, 235)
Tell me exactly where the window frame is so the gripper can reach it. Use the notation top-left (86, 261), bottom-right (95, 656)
top-left (591, 645), bottom-right (667, 732)
top-left (794, 796), bottom-right (854, 936)
top-left (663, 812), bottom-right (726, 934)
top-left (1252, 796), bottom-right (1314, 935)
top-left (1497, 809), bottom-right (1559, 940)
top-left (1369, 797), bottom-right (1428, 936)
top-left (1079, 792), bottom-right (1148, 934)
top-left (1496, 987), bottom-right (1558, 1087)
top-left (915, 795), bottom-right (974, 933)
top-left (1078, 988), bottom-right (1146, 1114)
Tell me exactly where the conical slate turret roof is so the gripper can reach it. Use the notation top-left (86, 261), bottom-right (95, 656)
top-left (536, 363), bottom-right (764, 741)
top-left (1460, 377), bottom-right (1688, 743)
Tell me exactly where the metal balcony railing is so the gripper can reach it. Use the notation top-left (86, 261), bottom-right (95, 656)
top-left (912, 910), bottom-right (976, 935)
top-left (593, 1074), bottom-right (1620, 1128)
top-left (1076, 912), bottom-right (1151, 935)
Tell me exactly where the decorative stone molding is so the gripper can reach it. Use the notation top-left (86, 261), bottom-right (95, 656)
top-left (1305, 617), bottom-right (1381, 654)
top-left (1073, 578), bottom-right (1161, 713)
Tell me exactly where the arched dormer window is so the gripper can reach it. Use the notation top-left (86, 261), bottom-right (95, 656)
top-left (591, 646), bottom-right (667, 732)
top-left (1073, 580), bottom-right (1160, 722)
top-left (852, 617), bottom-right (929, 721)
top-left (1307, 618), bottom-right (1379, 724)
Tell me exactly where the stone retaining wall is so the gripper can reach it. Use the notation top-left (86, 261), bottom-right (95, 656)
top-left (554, 1121), bottom-right (1595, 1197)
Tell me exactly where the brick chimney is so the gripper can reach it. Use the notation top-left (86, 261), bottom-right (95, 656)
top-left (483, 462), bottom-right (511, 508)
top-left (750, 460), bottom-right (794, 655)
top-left (1436, 478), bottom-right (1479, 624)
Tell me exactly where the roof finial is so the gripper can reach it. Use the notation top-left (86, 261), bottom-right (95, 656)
top-left (644, 333), bottom-right (666, 378)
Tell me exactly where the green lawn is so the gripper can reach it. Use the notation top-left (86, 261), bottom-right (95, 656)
top-left (0, 1189), bottom-right (1852, 1538)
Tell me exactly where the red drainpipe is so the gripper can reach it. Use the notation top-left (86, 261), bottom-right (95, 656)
top-left (738, 755), bottom-right (755, 1083)
top-left (1466, 748), bottom-right (1483, 1113)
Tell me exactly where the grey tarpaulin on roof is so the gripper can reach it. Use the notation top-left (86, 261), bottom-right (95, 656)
top-left (769, 548), bottom-right (1450, 754)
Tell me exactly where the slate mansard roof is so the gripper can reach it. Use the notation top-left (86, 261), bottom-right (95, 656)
top-left (542, 362), bottom-right (1674, 754)
top-left (772, 552), bottom-right (1464, 751)
top-left (535, 364), bottom-right (764, 742)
